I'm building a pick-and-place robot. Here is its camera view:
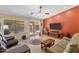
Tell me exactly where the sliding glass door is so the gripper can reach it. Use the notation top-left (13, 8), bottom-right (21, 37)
top-left (0, 17), bottom-right (4, 35)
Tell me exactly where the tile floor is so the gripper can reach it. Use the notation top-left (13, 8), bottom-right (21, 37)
top-left (19, 35), bottom-right (60, 53)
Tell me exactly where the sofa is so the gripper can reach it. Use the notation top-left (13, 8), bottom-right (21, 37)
top-left (0, 36), bottom-right (30, 53)
top-left (47, 37), bottom-right (70, 53)
top-left (63, 33), bottom-right (79, 53)
top-left (5, 36), bottom-right (18, 48)
top-left (47, 33), bottom-right (79, 53)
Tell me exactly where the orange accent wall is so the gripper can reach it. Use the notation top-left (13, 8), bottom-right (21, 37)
top-left (43, 6), bottom-right (79, 36)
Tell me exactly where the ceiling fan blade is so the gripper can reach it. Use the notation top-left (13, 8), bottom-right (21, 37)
top-left (45, 12), bottom-right (50, 15)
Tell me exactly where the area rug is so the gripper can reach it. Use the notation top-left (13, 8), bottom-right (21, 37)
top-left (30, 39), bottom-right (41, 45)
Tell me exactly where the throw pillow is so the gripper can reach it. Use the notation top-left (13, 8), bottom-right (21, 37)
top-left (68, 43), bottom-right (78, 53)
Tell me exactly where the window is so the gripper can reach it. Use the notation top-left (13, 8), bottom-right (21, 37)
top-left (4, 20), bottom-right (24, 34)
top-left (36, 25), bottom-right (39, 31)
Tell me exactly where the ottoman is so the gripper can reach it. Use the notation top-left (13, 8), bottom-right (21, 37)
top-left (5, 44), bottom-right (30, 53)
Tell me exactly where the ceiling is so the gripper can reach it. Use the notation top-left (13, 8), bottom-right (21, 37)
top-left (0, 5), bottom-right (76, 20)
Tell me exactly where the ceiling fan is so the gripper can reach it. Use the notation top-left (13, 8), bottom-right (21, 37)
top-left (30, 5), bottom-right (50, 15)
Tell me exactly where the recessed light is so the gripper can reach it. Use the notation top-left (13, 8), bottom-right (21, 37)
top-left (63, 7), bottom-right (67, 9)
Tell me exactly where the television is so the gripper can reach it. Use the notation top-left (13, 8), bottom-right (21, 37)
top-left (50, 23), bottom-right (61, 30)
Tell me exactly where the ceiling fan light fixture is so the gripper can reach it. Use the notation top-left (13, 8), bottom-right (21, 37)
top-left (45, 12), bottom-right (50, 15)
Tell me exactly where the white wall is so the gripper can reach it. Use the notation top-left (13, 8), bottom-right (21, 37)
top-left (0, 17), bottom-right (4, 35)
top-left (24, 20), bottom-right (30, 38)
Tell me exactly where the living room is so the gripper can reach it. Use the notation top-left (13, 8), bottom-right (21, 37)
top-left (0, 5), bottom-right (79, 53)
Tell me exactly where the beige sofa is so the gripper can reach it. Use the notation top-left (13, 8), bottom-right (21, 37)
top-left (63, 33), bottom-right (79, 53)
top-left (47, 37), bottom-right (70, 53)
top-left (47, 33), bottom-right (79, 53)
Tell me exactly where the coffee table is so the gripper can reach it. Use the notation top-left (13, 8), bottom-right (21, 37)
top-left (41, 38), bottom-right (55, 50)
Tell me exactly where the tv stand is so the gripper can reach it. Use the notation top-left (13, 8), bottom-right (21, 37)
top-left (43, 31), bottom-right (63, 38)
top-left (50, 31), bottom-right (63, 38)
